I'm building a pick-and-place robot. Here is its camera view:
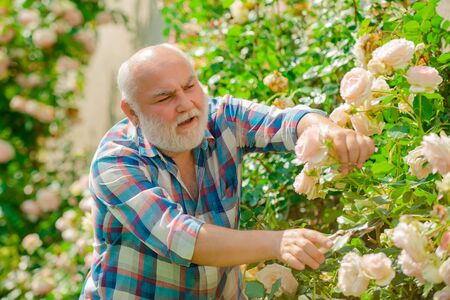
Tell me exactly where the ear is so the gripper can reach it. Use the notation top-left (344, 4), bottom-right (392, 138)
top-left (120, 99), bottom-right (140, 127)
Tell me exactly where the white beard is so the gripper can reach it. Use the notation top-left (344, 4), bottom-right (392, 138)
top-left (136, 97), bottom-right (209, 153)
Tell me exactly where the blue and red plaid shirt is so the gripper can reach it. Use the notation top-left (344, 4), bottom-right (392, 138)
top-left (80, 96), bottom-right (321, 299)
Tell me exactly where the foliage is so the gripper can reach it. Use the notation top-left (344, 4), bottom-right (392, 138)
top-left (161, 0), bottom-right (449, 298)
top-left (0, 0), bottom-right (122, 298)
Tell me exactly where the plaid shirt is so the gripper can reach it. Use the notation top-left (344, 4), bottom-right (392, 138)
top-left (80, 96), bottom-right (320, 299)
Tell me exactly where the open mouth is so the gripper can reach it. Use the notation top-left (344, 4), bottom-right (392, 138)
top-left (178, 116), bottom-right (197, 127)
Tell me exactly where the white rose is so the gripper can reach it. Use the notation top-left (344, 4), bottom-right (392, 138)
top-left (352, 35), bottom-right (370, 67)
top-left (79, 196), bottom-right (94, 212)
top-left (361, 253), bottom-right (395, 286)
top-left (404, 146), bottom-right (433, 179)
top-left (256, 263), bottom-right (299, 296)
top-left (32, 28), bottom-right (57, 49)
top-left (436, 0), bottom-right (450, 22)
top-left (398, 250), bottom-right (424, 280)
top-left (392, 221), bottom-right (428, 262)
top-left (230, 0), bottom-right (250, 23)
top-left (330, 104), bottom-right (351, 127)
top-left (0, 139), bottom-right (15, 163)
top-left (36, 188), bottom-right (61, 212)
top-left (439, 258), bottom-right (450, 285)
top-left (21, 233), bottom-right (42, 254)
top-left (371, 77), bottom-right (391, 98)
top-left (62, 228), bottom-right (78, 242)
top-left (371, 38), bottom-right (415, 70)
top-left (367, 58), bottom-right (388, 75)
top-left (423, 259), bottom-right (444, 284)
top-left (350, 112), bottom-right (384, 136)
top-left (340, 68), bottom-right (373, 106)
top-left (437, 173), bottom-right (450, 195)
top-left (337, 252), bottom-right (370, 297)
top-left (407, 66), bottom-right (443, 93)
top-left (293, 168), bottom-right (323, 200)
top-left (422, 132), bottom-right (450, 175)
top-left (434, 286), bottom-right (450, 300)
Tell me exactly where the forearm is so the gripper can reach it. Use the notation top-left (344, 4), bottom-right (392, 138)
top-left (192, 223), bottom-right (281, 267)
top-left (296, 112), bottom-right (339, 137)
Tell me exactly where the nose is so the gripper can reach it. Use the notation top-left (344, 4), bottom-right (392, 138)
top-left (176, 90), bottom-right (195, 113)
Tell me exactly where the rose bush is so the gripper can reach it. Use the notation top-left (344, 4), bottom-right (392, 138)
top-left (0, 1), bottom-right (121, 298)
top-left (162, 0), bottom-right (449, 298)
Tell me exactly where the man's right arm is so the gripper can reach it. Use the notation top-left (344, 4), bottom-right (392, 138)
top-left (192, 223), bottom-right (333, 270)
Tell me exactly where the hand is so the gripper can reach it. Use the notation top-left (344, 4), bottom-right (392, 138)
top-left (276, 228), bottom-right (333, 270)
top-left (328, 126), bottom-right (375, 174)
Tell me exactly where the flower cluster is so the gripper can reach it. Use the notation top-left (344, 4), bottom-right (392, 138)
top-left (388, 216), bottom-right (450, 299)
top-left (337, 252), bottom-right (395, 296)
top-left (263, 71), bottom-right (289, 93)
top-left (405, 132), bottom-right (450, 194)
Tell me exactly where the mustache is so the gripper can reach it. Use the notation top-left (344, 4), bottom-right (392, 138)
top-left (176, 109), bottom-right (201, 125)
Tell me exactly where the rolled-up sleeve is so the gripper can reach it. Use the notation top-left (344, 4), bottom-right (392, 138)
top-left (91, 154), bottom-right (204, 267)
top-left (219, 97), bottom-right (325, 153)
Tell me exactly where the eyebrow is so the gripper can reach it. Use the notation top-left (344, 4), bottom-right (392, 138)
top-left (150, 74), bottom-right (196, 99)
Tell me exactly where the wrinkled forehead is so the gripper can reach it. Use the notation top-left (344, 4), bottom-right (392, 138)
top-left (130, 53), bottom-right (195, 96)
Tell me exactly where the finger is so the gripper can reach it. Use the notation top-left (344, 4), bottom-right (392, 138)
top-left (346, 133), bottom-right (359, 170)
top-left (282, 252), bottom-right (305, 270)
top-left (291, 245), bottom-right (322, 269)
top-left (294, 238), bottom-right (325, 265)
top-left (333, 132), bottom-right (349, 174)
top-left (300, 229), bottom-right (333, 250)
top-left (356, 135), bottom-right (369, 168)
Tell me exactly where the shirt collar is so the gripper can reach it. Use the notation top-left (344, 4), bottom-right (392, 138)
top-left (128, 119), bottom-right (215, 158)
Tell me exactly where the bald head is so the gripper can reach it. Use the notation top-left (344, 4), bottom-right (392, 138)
top-left (117, 43), bottom-right (194, 108)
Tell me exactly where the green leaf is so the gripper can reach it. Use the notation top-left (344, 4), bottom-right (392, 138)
top-left (420, 20), bottom-right (431, 33)
top-left (245, 281), bottom-right (265, 298)
top-left (387, 126), bottom-right (409, 140)
top-left (437, 52), bottom-right (450, 64)
top-left (268, 278), bottom-right (282, 299)
top-left (404, 20), bottom-right (420, 33)
top-left (222, 0), bottom-right (234, 8)
top-left (413, 96), bottom-right (434, 120)
top-left (371, 162), bottom-right (394, 175)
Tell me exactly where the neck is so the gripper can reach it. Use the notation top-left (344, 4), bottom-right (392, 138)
top-left (159, 148), bottom-right (192, 161)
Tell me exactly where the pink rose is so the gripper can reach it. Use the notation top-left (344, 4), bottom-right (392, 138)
top-left (407, 66), bottom-right (443, 93)
top-left (330, 104), bottom-right (351, 127)
top-left (440, 258), bottom-right (450, 285)
top-left (340, 68), bottom-right (373, 106)
top-left (255, 263), bottom-right (299, 296)
top-left (22, 233), bottom-right (42, 254)
top-left (63, 7), bottom-right (83, 26)
top-left (18, 9), bottom-right (40, 28)
top-left (74, 31), bottom-right (95, 53)
top-left (36, 188), bottom-right (61, 212)
top-left (293, 169), bottom-right (322, 200)
top-left (371, 38), bottom-right (415, 70)
top-left (56, 56), bottom-right (80, 72)
top-left (421, 132), bottom-right (450, 175)
top-left (0, 139), bottom-right (15, 163)
top-left (79, 196), bottom-right (94, 212)
top-left (96, 12), bottom-right (113, 25)
top-left (20, 200), bottom-right (42, 221)
top-left (436, 0), bottom-right (450, 22)
top-left (31, 270), bottom-right (54, 295)
top-left (0, 27), bottom-right (15, 44)
top-left (350, 112), bottom-right (384, 136)
top-left (404, 146), bottom-right (432, 179)
top-left (352, 35), bottom-right (370, 67)
top-left (434, 287), bottom-right (450, 300)
top-left (440, 231), bottom-right (450, 251)
top-left (367, 59), bottom-right (388, 75)
top-left (398, 250), bottom-right (424, 280)
top-left (361, 253), bottom-right (395, 286)
top-left (295, 126), bottom-right (329, 165)
top-left (51, 20), bottom-right (70, 34)
top-left (337, 252), bottom-right (370, 297)
top-left (423, 260), bottom-right (444, 284)
top-left (32, 29), bottom-right (57, 49)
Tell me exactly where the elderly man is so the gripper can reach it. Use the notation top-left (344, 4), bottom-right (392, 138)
top-left (80, 43), bottom-right (374, 299)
